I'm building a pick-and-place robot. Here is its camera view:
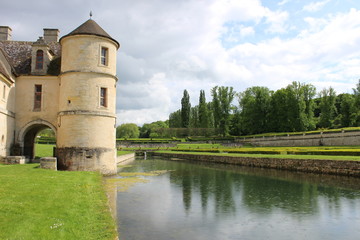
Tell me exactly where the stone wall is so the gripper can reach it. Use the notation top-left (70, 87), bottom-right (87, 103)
top-left (0, 156), bottom-right (27, 164)
top-left (116, 153), bottom-right (135, 164)
top-left (237, 131), bottom-right (360, 146)
top-left (154, 152), bottom-right (360, 177)
top-left (40, 157), bottom-right (57, 170)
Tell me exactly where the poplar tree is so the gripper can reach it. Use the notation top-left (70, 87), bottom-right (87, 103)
top-left (211, 86), bottom-right (235, 136)
top-left (318, 87), bottom-right (337, 128)
top-left (198, 90), bottom-right (209, 128)
top-left (181, 90), bottom-right (191, 128)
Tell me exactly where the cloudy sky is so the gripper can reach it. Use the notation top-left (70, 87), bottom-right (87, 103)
top-left (1, 0), bottom-right (360, 125)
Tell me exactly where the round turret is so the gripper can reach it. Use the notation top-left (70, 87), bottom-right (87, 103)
top-left (56, 19), bottom-right (119, 175)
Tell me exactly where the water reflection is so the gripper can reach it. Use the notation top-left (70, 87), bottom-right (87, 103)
top-left (116, 156), bottom-right (360, 240)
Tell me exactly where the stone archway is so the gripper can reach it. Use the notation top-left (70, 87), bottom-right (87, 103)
top-left (18, 120), bottom-right (57, 160)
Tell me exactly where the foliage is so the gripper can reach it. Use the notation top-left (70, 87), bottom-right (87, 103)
top-left (198, 90), bottom-right (209, 128)
top-left (116, 123), bottom-right (140, 138)
top-left (181, 90), bottom-right (191, 128)
top-left (318, 87), bottom-right (337, 128)
top-left (190, 105), bottom-right (199, 128)
top-left (211, 86), bottom-right (235, 136)
top-left (139, 121), bottom-right (168, 138)
top-left (47, 57), bottom-right (61, 75)
top-left (166, 81), bottom-right (359, 138)
top-left (169, 109), bottom-right (182, 128)
top-left (239, 86), bottom-right (271, 135)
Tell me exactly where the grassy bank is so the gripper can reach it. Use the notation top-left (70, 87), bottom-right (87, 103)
top-left (0, 164), bottom-right (117, 240)
top-left (156, 150), bottom-right (360, 161)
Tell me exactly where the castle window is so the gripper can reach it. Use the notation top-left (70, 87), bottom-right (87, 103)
top-left (100, 87), bottom-right (107, 107)
top-left (34, 84), bottom-right (42, 111)
top-left (36, 50), bottom-right (44, 69)
top-left (101, 47), bottom-right (108, 66)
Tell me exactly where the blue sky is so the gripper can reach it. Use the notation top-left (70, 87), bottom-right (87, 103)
top-left (1, 0), bottom-right (360, 125)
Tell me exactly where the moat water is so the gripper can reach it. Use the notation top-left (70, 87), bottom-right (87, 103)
top-left (114, 156), bottom-right (360, 240)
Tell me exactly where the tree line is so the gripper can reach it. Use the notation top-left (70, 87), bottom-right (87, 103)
top-left (168, 80), bottom-right (360, 136)
top-left (116, 80), bottom-right (360, 138)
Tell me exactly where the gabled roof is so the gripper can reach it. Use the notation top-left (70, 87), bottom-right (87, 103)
top-left (60, 19), bottom-right (119, 49)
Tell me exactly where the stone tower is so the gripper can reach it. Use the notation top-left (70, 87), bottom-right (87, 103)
top-left (57, 19), bottom-right (120, 175)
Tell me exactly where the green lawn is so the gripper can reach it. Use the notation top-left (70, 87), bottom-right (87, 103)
top-left (0, 164), bottom-right (117, 240)
top-left (35, 143), bottom-right (55, 158)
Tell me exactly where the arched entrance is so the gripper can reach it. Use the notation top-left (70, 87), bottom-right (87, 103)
top-left (18, 120), bottom-right (57, 160)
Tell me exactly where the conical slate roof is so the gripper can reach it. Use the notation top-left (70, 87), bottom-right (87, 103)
top-left (60, 19), bottom-right (119, 48)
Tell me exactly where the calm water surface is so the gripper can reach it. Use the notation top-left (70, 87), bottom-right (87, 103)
top-left (115, 156), bottom-right (360, 240)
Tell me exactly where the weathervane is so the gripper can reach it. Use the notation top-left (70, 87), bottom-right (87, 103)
top-left (90, 11), bottom-right (93, 19)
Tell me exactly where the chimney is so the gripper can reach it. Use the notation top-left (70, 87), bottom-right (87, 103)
top-left (0, 26), bottom-right (12, 41)
top-left (43, 28), bottom-right (59, 42)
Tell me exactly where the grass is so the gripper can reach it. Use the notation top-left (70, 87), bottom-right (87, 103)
top-left (117, 150), bottom-right (134, 156)
top-left (35, 143), bottom-right (55, 158)
top-left (157, 150), bottom-right (360, 161)
top-left (0, 164), bottom-right (117, 240)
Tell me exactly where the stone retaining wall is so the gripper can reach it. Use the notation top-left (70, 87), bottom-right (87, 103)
top-left (117, 153), bottom-right (135, 164)
top-left (238, 131), bottom-right (360, 146)
top-left (0, 156), bottom-right (27, 164)
top-left (154, 152), bottom-right (360, 177)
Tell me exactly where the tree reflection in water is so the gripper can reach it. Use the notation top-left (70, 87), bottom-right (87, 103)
top-left (117, 157), bottom-right (360, 240)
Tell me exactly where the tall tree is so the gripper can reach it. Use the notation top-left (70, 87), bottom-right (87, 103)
top-left (239, 86), bottom-right (271, 134)
top-left (169, 110), bottom-right (182, 128)
top-left (116, 123), bottom-right (140, 138)
top-left (190, 106), bottom-right (199, 128)
top-left (318, 87), bottom-right (337, 128)
top-left (268, 88), bottom-right (289, 132)
top-left (353, 79), bottom-right (360, 126)
top-left (181, 90), bottom-right (191, 128)
top-left (211, 86), bottom-right (235, 136)
top-left (198, 90), bottom-right (209, 128)
top-left (338, 93), bottom-right (356, 127)
top-left (302, 83), bottom-right (317, 130)
top-left (285, 82), bottom-right (307, 131)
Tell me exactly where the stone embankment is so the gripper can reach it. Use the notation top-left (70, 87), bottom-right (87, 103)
top-left (117, 153), bottom-right (135, 165)
top-left (153, 152), bottom-right (360, 177)
top-left (238, 130), bottom-right (360, 146)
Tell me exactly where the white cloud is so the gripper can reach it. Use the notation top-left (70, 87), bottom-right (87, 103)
top-left (278, 0), bottom-right (290, 6)
top-left (264, 10), bottom-right (289, 33)
top-left (1, 0), bottom-right (360, 126)
top-left (303, 0), bottom-right (331, 12)
top-left (240, 26), bottom-right (255, 37)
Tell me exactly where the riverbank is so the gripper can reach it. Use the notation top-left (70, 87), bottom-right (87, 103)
top-left (0, 164), bottom-right (117, 240)
top-left (153, 151), bottom-right (360, 177)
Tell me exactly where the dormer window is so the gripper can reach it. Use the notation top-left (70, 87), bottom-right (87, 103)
top-left (36, 50), bottom-right (44, 69)
top-left (101, 47), bottom-right (108, 66)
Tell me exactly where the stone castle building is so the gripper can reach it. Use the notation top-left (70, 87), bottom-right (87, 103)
top-left (0, 19), bottom-right (120, 174)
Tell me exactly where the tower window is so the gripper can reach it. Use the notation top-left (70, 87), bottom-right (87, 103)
top-left (36, 50), bottom-right (44, 69)
top-left (100, 87), bottom-right (107, 107)
top-left (101, 47), bottom-right (108, 66)
top-left (34, 84), bottom-right (42, 111)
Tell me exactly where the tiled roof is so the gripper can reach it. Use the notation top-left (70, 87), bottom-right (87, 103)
top-left (0, 59), bottom-right (11, 80)
top-left (0, 41), bottom-right (61, 75)
top-left (60, 19), bottom-right (119, 48)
